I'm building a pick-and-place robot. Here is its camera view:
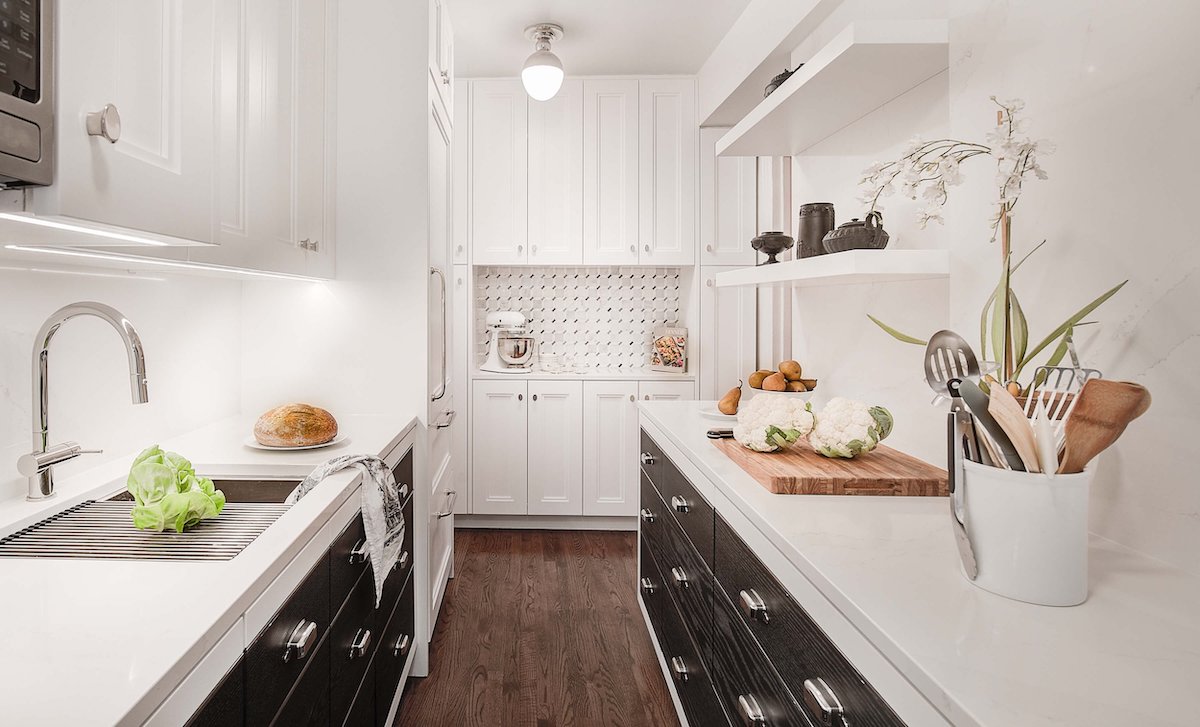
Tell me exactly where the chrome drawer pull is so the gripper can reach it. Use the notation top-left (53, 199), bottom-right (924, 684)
top-left (398, 483), bottom-right (411, 500)
top-left (737, 694), bottom-right (768, 726)
top-left (640, 452), bottom-right (656, 465)
top-left (739, 589), bottom-right (770, 624)
top-left (283, 620), bottom-right (318, 663)
top-left (349, 539), bottom-right (368, 565)
top-left (670, 495), bottom-right (690, 513)
top-left (802, 678), bottom-right (846, 727)
top-left (640, 577), bottom-right (657, 595)
top-left (640, 507), bottom-right (656, 523)
top-left (392, 633), bottom-right (411, 658)
top-left (348, 628), bottom-right (372, 659)
top-left (391, 550), bottom-right (411, 572)
top-left (669, 656), bottom-right (689, 682)
top-left (670, 566), bottom-right (689, 589)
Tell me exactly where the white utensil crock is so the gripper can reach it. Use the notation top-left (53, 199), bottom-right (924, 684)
top-left (961, 460), bottom-right (1093, 606)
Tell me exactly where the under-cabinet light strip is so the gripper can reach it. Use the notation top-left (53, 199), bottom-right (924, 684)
top-left (0, 212), bottom-right (173, 246)
top-left (3, 245), bottom-right (327, 282)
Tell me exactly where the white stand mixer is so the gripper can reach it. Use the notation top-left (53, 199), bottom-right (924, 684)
top-left (480, 311), bottom-right (535, 373)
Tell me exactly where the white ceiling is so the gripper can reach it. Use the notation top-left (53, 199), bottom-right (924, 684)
top-left (446, 0), bottom-right (754, 78)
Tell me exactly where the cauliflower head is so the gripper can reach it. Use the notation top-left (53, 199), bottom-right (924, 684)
top-left (807, 397), bottom-right (894, 459)
top-left (733, 393), bottom-right (816, 453)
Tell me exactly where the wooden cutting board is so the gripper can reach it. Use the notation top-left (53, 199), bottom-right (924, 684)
top-left (712, 437), bottom-right (947, 496)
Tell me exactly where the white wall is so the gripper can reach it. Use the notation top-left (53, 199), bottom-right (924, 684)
top-left (788, 0), bottom-right (1200, 574)
top-left (0, 267), bottom-right (242, 501)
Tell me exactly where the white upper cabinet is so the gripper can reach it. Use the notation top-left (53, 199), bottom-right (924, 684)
top-left (527, 381), bottom-right (583, 516)
top-left (582, 381), bottom-right (639, 517)
top-left (36, 0), bottom-right (217, 242)
top-left (582, 79), bottom-right (640, 265)
top-left (639, 79), bottom-right (696, 266)
top-left (452, 88), bottom-right (470, 264)
top-left (471, 380), bottom-right (528, 515)
top-left (471, 80), bottom-right (528, 265)
top-left (700, 127), bottom-right (757, 266)
top-left (528, 80), bottom-right (583, 265)
top-left (699, 266), bottom-right (757, 399)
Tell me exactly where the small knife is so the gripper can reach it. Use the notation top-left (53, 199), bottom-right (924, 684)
top-left (706, 427), bottom-right (734, 439)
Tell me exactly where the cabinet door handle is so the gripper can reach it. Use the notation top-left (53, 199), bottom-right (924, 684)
top-left (737, 694), bottom-right (768, 726)
top-left (531, 394), bottom-right (538, 401)
top-left (348, 628), bottom-right (372, 659)
top-left (739, 589), bottom-right (770, 624)
top-left (86, 103), bottom-right (122, 143)
top-left (802, 678), bottom-right (846, 727)
top-left (392, 633), bottom-right (412, 658)
top-left (531, 244), bottom-right (538, 255)
top-left (629, 244), bottom-right (636, 254)
top-left (517, 244), bottom-right (524, 255)
top-left (670, 495), bottom-right (690, 513)
top-left (396, 550), bottom-right (411, 571)
top-left (639, 507), bottom-right (656, 523)
top-left (349, 539), bottom-right (369, 565)
top-left (283, 620), bottom-right (318, 663)
top-left (629, 394), bottom-right (635, 402)
top-left (398, 483), bottom-right (411, 500)
top-left (434, 410), bottom-right (456, 429)
top-left (456, 244), bottom-right (464, 254)
top-left (640, 452), bottom-right (656, 465)
top-left (436, 490), bottom-right (457, 518)
top-left (670, 566), bottom-right (689, 589)
top-left (706, 244), bottom-right (714, 253)
top-left (643, 244), bottom-right (650, 253)
top-left (639, 576), bottom-right (657, 595)
top-left (706, 278), bottom-right (714, 288)
top-left (669, 656), bottom-right (689, 682)
top-left (440, 70), bottom-right (450, 84)
top-left (644, 394), bottom-right (651, 400)
top-left (518, 393), bottom-right (523, 401)
top-left (430, 267), bottom-right (448, 402)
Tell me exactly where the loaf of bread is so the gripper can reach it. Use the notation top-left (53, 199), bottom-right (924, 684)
top-left (254, 404), bottom-right (338, 447)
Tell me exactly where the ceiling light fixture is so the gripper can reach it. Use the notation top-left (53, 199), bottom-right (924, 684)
top-left (521, 23), bottom-right (565, 101)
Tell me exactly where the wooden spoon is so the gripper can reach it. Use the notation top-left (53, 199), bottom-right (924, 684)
top-left (1059, 380), bottom-right (1151, 474)
top-left (988, 383), bottom-right (1042, 472)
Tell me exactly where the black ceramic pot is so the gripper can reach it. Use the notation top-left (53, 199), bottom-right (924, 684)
top-left (797, 202), bottom-right (835, 258)
top-left (764, 67), bottom-right (799, 97)
top-left (822, 211), bottom-right (890, 253)
top-left (751, 231), bottom-right (795, 264)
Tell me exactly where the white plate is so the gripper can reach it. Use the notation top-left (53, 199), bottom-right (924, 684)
top-left (243, 434), bottom-right (350, 451)
top-left (699, 407), bottom-right (736, 421)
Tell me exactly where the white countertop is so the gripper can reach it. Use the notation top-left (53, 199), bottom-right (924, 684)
top-left (473, 366), bottom-right (696, 381)
top-left (0, 413), bottom-right (417, 727)
top-left (639, 401), bottom-right (1200, 727)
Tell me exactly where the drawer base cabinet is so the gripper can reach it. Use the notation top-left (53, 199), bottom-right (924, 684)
top-left (637, 429), bottom-right (906, 727)
top-left (187, 449), bottom-right (418, 727)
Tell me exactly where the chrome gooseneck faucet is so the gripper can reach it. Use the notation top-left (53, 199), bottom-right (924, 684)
top-left (17, 302), bottom-right (149, 501)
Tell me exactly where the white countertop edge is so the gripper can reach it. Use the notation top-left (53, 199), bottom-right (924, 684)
top-left (472, 367), bottom-right (697, 382)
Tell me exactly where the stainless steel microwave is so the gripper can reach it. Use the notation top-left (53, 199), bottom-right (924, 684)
top-left (0, 0), bottom-right (51, 187)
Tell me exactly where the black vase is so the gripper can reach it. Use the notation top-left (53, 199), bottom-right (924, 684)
top-left (798, 203), bottom-right (835, 258)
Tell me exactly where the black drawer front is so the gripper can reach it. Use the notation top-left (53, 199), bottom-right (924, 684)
top-left (657, 579), bottom-right (727, 727)
top-left (375, 570), bottom-right (416, 725)
top-left (186, 656), bottom-right (243, 727)
top-left (640, 430), bottom-right (714, 570)
top-left (330, 514), bottom-right (370, 614)
top-left (389, 446), bottom-right (414, 499)
top-left (712, 584), bottom-right (811, 727)
top-left (245, 556), bottom-right (331, 726)
top-left (379, 492), bottom-right (416, 613)
top-left (639, 472), bottom-right (667, 562)
top-left (343, 660), bottom-right (375, 727)
top-left (639, 538), bottom-right (665, 637)
top-left (658, 511), bottom-right (715, 668)
top-left (639, 430), bottom-right (665, 492)
top-left (714, 516), bottom-right (905, 727)
top-left (330, 571), bottom-right (379, 720)
top-left (271, 636), bottom-right (331, 727)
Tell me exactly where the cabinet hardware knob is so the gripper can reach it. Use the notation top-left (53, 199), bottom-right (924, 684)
top-left (630, 244), bottom-right (636, 254)
top-left (639, 507), bottom-right (656, 523)
top-left (706, 279), bottom-right (714, 287)
top-left (532, 394), bottom-right (538, 401)
top-left (739, 589), bottom-right (770, 624)
top-left (348, 628), bottom-right (372, 659)
top-left (669, 656), bottom-right (689, 682)
top-left (283, 620), bottom-right (318, 663)
top-left (349, 539), bottom-right (368, 565)
top-left (644, 394), bottom-right (650, 400)
top-left (629, 394), bottom-right (635, 402)
top-left (456, 244), bottom-right (463, 253)
top-left (639, 576), bottom-right (657, 595)
top-left (517, 244), bottom-right (524, 254)
top-left (802, 678), bottom-right (846, 726)
top-left (518, 393), bottom-right (523, 401)
top-left (392, 633), bottom-right (412, 658)
top-left (441, 70), bottom-right (450, 84)
top-left (531, 245), bottom-right (537, 255)
top-left (737, 694), bottom-right (768, 726)
top-left (670, 495), bottom-right (689, 513)
top-left (86, 103), bottom-right (122, 143)
top-left (644, 244), bottom-right (650, 253)
top-left (670, 566), bottom-right (689, 589)
top-left (640, 452), bottom-right (656, 465)
top-left (706, 244), bottom-right (714, 253)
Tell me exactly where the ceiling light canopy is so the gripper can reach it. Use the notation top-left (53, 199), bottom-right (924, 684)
top-left (521, 24), bottom-right (564, 101)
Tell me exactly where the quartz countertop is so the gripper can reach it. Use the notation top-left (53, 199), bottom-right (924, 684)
top-left (0, 413), bottom-right (417, 727)
top-left (639, 400), bottom-right (1200, 727)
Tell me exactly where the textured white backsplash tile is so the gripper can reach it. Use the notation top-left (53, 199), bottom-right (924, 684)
top-left (475, 267), bottom-right (682, 369)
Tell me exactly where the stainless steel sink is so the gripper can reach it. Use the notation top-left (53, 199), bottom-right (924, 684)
top-left (0, 477), bottom-right (301, 561)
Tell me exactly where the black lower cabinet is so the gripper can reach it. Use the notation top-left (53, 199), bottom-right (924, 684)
top-left (344, 662), bottom-right (376, 727)
top-left (375, 571), bottom-right (416, 726)
top-left (272, 636), bottom-right (331, 727)
top-left (330, 573), bottom-right (380, 718)
top-left (186, 657), bottom-right (244, 727)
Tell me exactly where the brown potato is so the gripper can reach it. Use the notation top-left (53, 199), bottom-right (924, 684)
top-left (778, 360), bottom-right (803, 381)
top-left (762, 372), bottom-right (788, 391)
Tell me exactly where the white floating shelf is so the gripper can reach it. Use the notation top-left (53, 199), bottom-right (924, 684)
top-left (714, 249), bottom-right (949, 288)
top-left (716, 20), bottom-right (949, 157)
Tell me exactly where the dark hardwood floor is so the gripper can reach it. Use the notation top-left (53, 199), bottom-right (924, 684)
top-left (394, 529), bottom-right (681, 727)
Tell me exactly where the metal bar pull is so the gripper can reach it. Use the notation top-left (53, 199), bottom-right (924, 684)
top-left (429, 267), bottom-right (448, 402)
top-left (434, 410), bottom-right (456, 429)
top-left (283, 620), bottom-right (318, 663)
top-left (349, 539), bottom-right (368, 565)
top-left (436, 490), bottom-right (457, 518)
top-left (639, 577), bottom-right (657, 595)
top-left (670, 495), bottom-right (690, 513)
top-left (639, 507), bottom-right (656, 523)
top-left (739, 589), bottom-right (770, 624)
top-left (392, 633), bottom-right (411, 658)
top-left (669, 656), bottom-right (689, 682)
top-left (737, 694), bottom-right (768, 726)
top-left (348, 628), bottom-right (372, 659)
top-left (640, 452), bottom-right (656, 465)
top-left (802, 678), bottom-right (846, 727)
top-left (670, 566), bottom-right (689, 589)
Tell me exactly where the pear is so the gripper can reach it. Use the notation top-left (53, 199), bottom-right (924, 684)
top-left (718, 381), bottom-right (742, 415)
top-left (762, 372), bottom-right (788, 392)
top-left (747, 370), bottom-right (774, 389)
top-left (785, 380), bottom-right (808, 392)
top-left (779, 360), bottom-right (803, 381)
top-left (799, 378), bottom-right (818, 391)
